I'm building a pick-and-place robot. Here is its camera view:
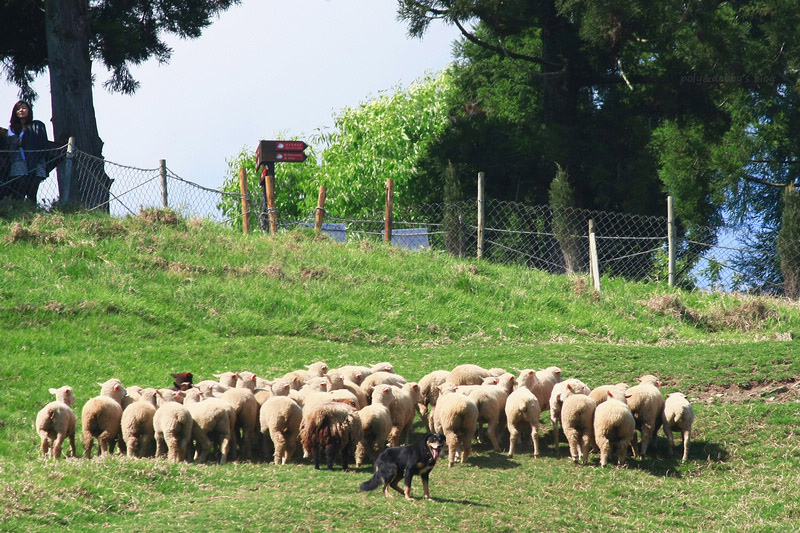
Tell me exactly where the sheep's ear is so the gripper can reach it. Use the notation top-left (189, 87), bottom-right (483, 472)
top-left (625, 393), bottom-right (632, 399)
top-left (49, 388), bottom-right (58, 395)
top-left (607, 391), bottom-right (613, 398)
top-left (213, 373), bottom-right (221, 378)
top-left (97, 382), bottom-right (103, 387)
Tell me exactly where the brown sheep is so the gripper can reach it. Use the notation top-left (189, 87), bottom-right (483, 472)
top-left (300, 401), bottom-right (362, 470)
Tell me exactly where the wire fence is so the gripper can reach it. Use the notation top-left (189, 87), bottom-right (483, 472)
top-left (2, 145), bottom-right (796, 297)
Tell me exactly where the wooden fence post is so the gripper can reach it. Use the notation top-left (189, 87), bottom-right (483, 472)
top-left (477, 171), bottom-right (485, 259)
top-left (238, 167), bottom-right (250, 236)
top-left (667, 195), bottom-right (676, 288)
top-left (385, 178), bottom-right (394, 244)
top-left (315, 185), bottom-right (327, 233)
top-left (159, 159), bottom-right (168, 208)
top-left (589, 219), bottom-right (601, 291)
top-left (265, 162), bottom-right (277, 235)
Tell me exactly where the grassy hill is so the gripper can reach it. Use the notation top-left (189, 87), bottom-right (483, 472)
top-left (1, 208), bottom-right (799, 531)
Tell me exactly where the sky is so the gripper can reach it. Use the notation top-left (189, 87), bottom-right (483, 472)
top-left (0, 1), bottom-right (461, 190)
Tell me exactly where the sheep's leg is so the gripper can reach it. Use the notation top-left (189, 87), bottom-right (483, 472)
top-left (355, 441), bottom-right (366, 468)
top-left (218, 434), bottom-right (230, 465)
top-left (67, 434), bottom-right (76, 458)
top-left (83, 432), bottom-right (94, 459)
top-left (126, 436), bottom-right (139, 458)
top-left (446, 432), bottom-right (457, 467)
top-left (639, 425), bottom-right (653, 459)
top-left (681, 429), bottom-right (691, 463)
top-left (39, 432), bottom-right (50, 458)
top-left (507, 426), bottom-right (518, 457)
top-left (530, 422), bottom-right (540, 458)
top-left (598, 439), bottom-right (609, 467)
top-left (663, 424), bottom-right (675, 457)
top-left (486, 420), bottom-right (501, 451)
top-left (616, 439), bottom-right (629, 467)
top-left (579, 434), bottom-right (591, 465)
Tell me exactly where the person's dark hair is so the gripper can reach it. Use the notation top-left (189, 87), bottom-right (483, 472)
top-left (10, 100), bottom-right (32, 135)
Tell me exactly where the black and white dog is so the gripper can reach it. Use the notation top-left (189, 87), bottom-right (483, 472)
top-left (359, 433), bottom-right (446, 500)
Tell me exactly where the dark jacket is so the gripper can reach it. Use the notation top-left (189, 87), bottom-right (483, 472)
top-left (18, 120), bottom-right (49, 174)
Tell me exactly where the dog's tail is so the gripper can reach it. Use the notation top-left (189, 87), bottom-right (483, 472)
top-left (359, 470), bottom-right (382, 492)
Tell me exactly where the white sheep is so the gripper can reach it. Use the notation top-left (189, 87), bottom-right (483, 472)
top-left (283, 361), bottom-right (330, 389)
top-left (662, 392), bottom-right (694, 462)
top-left (588, 383), bottom-right (629, 407)
top-left (183, 388), bottom-right (235, 464)
top-left (335, 365), bottom-right (373, 385)
top-left (120, 387), bottom-right (158, 458)
top-left (505, 386), bottom-right (541, 458)
top-left (446, 364), bottom-right (491, 386)
top-left (549, 378), bottom-right (591, 452)
top-left (235, 371), bottom-right (258, 391)
top-left (624, 375), bottom-right (665, 458)
top-left (532, 366), bottom-right (562, 413)
top-left (259, 395), bottom-right (302, 465)
top-left (370, 362), bottom-right (394, 374)
top-left (213, 372), bottom-right (239, 388)
top-left (560, 385), bottom-right (596, 465)
top-left (360, 371), bottom-right (406, 403)
top-left (81, 378), bottom-right (127, 459)
top-left (593, 391), bottom-right (635, 467)
top-left (433, 385), bottom-right (479, 467)
top-left (458, 383), bottom-right (508, 451)
top-left (153, 398), bottom-right (194, 462)
top-left (35, 385), bottom-right (77, 459)
top-left (388, 382), bottom-right (423, 447)
top-left (355, 385), bottom-right (394, 467)
top-left (417, 369), bottom-right (450, 432)
top-left (515, 369), bottom-right (540, 393)
top-left (220, 387), bottom-right (259, 461)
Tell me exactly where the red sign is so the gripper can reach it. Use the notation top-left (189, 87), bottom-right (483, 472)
top-left (257, 139), bottom-right (308, 166)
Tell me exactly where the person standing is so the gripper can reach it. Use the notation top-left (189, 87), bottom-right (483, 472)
top-left (5, 100), bottom-right (50, 203)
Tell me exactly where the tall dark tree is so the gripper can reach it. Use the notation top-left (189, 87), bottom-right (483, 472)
top-left (400, 0), bottom-right (800, 290)
top-left (1, 0), bottom-right (239, 209)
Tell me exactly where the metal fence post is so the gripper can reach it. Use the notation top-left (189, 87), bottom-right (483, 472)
top-left (159, 159), bottom-right (168, 208)
top-left (668, 196), bottom-right (675, 287)
top-left (477, 171), bottom-right (485, 259)
top-left (58, 137), bottom-right (75, 206)
top-left (589, 219), bottom-right (601, 291)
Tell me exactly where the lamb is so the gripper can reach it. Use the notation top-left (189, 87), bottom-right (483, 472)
top-left (593, 390), bottom-right (636, 467)
top-left (515, 369), bottom-right (539, 393)
top-left (388, 382), bottom-right (423, 447)
top-left (370, 362), bottom-right (395, 374)
top-left (153, 391), bottom-right (194, 462)
top-left (35, 385), bottom-right (77, 459)
top-left (433, 385), bottom-right (479, 467)
top-left (235, 371), bottom-right (258, 391)
top-left (417, 370), bottom-right (450, 432)
top-left (549, 378), bottom-right (591, 451)
top-left (458, 383), bottom-right (508, 451)
top-left (504, 386), bottom-right (541, 458)
top-left (335, 365), bottom-right (373, 385)
top-left (624, 374), bottom-right (665, 458)
top-left (532, 366), bottom-right (562, 414)
top-left (183, 388), bottom-right (235, 464)
top-left (195, 380), bottom-right (230, 398)
top-left (360, 371), bottom-right (406, 402)
top-left (81, 378), bottom-right (127, 459)
top-left (220, 387), bottom-right (259, 461)
top-left (446, 364), bottom-right (491, 386)
top-left (283, 361), bottom-right (330, 389)
top-left (120, 387), bottom-right (158, 458)
top-left (300, 401), bottom-right (362, 470)
top-left (560, 384), bottom-right (597, 465)
top-left (662, 392), bottom-right (694, 462)
top-left (213, 372), bottom-right (239, 388)
top-left (355, 386), bottom-right (394, 467)
top-left (259, 395), bottom-right (302, 465)
top-left (589, 383), bottom-right (629, 407)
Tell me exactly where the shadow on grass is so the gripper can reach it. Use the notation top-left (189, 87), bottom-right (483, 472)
top-left (426, 496), bottom-right (490, 507)
top-left (616, 437), bottom-right (729, 477)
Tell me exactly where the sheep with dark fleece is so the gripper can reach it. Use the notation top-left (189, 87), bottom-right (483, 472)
top-left (300, 401), bottom-right (362, 470)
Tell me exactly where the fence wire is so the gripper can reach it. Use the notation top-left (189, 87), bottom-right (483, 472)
top-left (2, 145), bottom-right (798, 297)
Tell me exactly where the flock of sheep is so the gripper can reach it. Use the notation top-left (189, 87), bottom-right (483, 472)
top-left (35, 362), bottom-right (695, 469)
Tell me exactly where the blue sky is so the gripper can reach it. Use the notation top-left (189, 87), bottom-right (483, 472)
top-left (0, 1), bottom-right (461, 189)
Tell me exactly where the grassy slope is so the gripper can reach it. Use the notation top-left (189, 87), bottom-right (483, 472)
top-left (1, 209), bottom-right (799, 531)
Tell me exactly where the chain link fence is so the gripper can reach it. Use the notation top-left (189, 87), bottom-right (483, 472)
top-left (2, 145), bottom-right (796, 297)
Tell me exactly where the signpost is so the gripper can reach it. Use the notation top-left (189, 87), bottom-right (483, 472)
top-left (255, 140), bottom-right (308, 233)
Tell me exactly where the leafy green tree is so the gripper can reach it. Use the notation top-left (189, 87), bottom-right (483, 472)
top-left (0, 0), bottom-right (239, 209)
top-left (220, 71), bottom-right (455, 223)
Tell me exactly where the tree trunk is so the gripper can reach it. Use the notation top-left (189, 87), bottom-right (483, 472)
top-left (45, 0), bottom-right (112, 211)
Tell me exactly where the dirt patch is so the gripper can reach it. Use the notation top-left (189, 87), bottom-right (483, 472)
top-left (692, 377), bottom-right (800, 405)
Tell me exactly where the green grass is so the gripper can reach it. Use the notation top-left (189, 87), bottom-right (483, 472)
top-left (1, 207), bottom-right (799, 531)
